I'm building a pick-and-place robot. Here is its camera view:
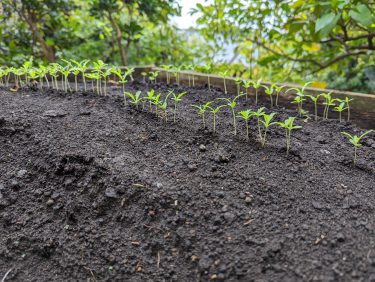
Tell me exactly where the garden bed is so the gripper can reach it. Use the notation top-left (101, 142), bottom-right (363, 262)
top-left (0, 81), bottom-right (374, 281)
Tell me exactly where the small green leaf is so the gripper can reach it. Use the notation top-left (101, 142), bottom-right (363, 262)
top-left (315, 13), bottom-right (340, 38)
top-left (349, 4), bottom-right (374, 28)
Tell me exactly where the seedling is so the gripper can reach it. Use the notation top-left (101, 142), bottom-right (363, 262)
top-left (149, 71), bottom-right (159, 84)
top-left (250, 79), bottom-right (262, 105)
top-left (320, 92), bottom-right (335, 119)
top-left (124, 91), bottom-right (143, 109)
top-left (71, 68), bottom-right (80, 92)
top-left (333, 101), bottom-right (348, 122)
top-left (260, 112), bottom-right (278, 147)
top-left (242, 80), bottom-right (251, 101)
top-left (262, 85), bottom-right (274, 108)
top-left (219, 70), bottom-right (229, 94)
top-left (291, 95), bottom-right (306, 117)
top-left (286, 81), bottom-right (313, 117)
top-left (341, 130), bottom-right (373, 164)
top-left (111, 68), bottom-right (127, 94)
top-left (272, 84), bottom-right (286, 106)
top-left (92, 60), bottom-right (107, 95)
top-left (277, 117), bottom-right (302, 155)
top-left (191, 101), bottom-right (213, 128)
top-left (144, 89), bottom-right (156, 110)
top-left (207, 105), bottom-right (226, 133)
top-left (141, 72), bottom-right (147, 83)
top-left (71, 59), bottom-right (90, 91)
top-left (252, 107), bottom-right (266, 141)
top-left (307, 94), bottom-right (321, 121)
top-left (218, 93), bottom-right (246, 135)
top-left (344, 97), bottom-right (354, 122)
top-left (202, 63), bottom-right (212, 91)
top-left (172, 65), bottom-right (183, 86)
top-left (157, 100), bottom-right (169, 122)
top-left (169, 91), bottom-right (187, 122)
top-left (237, 110), bottom-right (254, 140)
top-left (184, 64), bottom-right (195, 86)
top-left (234, 77), bottom-right (242, 96)
top-left (124, 67), bottom-right (135, 81)
top-left (160, 65), bottom-right (172, 84)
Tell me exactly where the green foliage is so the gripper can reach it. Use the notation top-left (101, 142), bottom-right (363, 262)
top-left (191, 101), bottom-right (213, 128)
top-left (237, 109), bottom-right (254, 140)
top-left (124, 90), bottom-right (143, 109)
top-left (333, 101), bottom-right (348, 122)
top-left (169, 91), bottom-right (187, 122)
top-left (260, 112), bottom-right (277, 147)
top-left (192, 0), bottom-right (375, 93)
top-left (218, 93), bottom-right (245, 135)
top-left (341, 130), bottom-right (373, 164)
top-left (277, 117), bottom-right (302, 155)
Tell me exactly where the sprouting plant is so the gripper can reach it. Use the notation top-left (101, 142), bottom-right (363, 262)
top-left (124, 91), bottom-right (143, 109)
top-left (141, 72), bottom-right (147, 83)
top-left (219, 70), bottom-right (229, 94)
top-left (202, 63), bottom-right (212, 91)
top-left (291, 95), bottom-right (306, 117)
top-left (191, 101), bottom-right (213, 128)
top-left (263, 85), bottom-right (274, 108)
top-left (286, 81), bottom-right (313, 117)
top-left (252, 107), bottom-right (266, 141)
top-left (184, 64), bottom-right (195, 86)
top-left (307, 94), bottom-right (321, 121)
top-left (71, 59), bottom-right (90, 91)
top-left (250, 79), bottom-right (262, 105)
top-left (92, 60), bottom-right (107, 95)
top-left (161, 64), bottom-right (172, 84)
top-left (333, 101), bottom-right (348, 122)
top-left (237, 110), bottom-right (254, 140)
top-left (242, 79), bottom-right (251, 101)
top-left (152, 93), bottom-right (162, 113)
top-left (320, 92), bottom-right (335, 120)
top-left (272, 84), bottom-right (286, 106)
top-left (341, 130), bottom-right (373, 164)
top-left (71, 68), bottom-right (80, 92)
top-left (218, 93), bottom-right (246, 135)
top-left (234, 77), bottom-right (242, 96)
top-left (207, 105), bottom-right (226, 133)
top-left (276, 117), bottom-right (302, 155)
top-left (112, 67), bottom-right (128, 94)
top-left (101, 68), bottom-right (112, 96)
top-left (124, 67), bottom-right (135, 81)
top-left (144, 89), bottom-right (156, 110)
top-left (169, 91), bottom-right (187, 122)
top-left (260, 112), bottom-right (278, 147)
top-left (343, 97), bottom-right (354, 122)
top-left (172, 65), bottom-right (183, 86)
top-left (149, 71), bottom-right (159, 84)
top-left (157, 100), bottom-right (169, 122)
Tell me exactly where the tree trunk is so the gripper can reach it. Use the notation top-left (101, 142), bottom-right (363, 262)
top-left (20, 9), bottom-right (55, 62)
top-left (108, 12), bottom-right (127, 66)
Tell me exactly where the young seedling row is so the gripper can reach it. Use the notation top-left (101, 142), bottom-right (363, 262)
top-left (0, 59), bottom-right (372, 164)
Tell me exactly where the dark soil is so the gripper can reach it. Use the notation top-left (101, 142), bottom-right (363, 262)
top-left (0, 81), bottom-right (374, 282)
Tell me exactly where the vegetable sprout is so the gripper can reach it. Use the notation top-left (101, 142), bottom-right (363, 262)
top-left (208, 105), bottom-right (226, 133)
top-left (276, 117), bottom-right (302, 155)
top-left (250, 79), bottom-right (262, 105)
top-left (191, 101), bottom-right (213, 128)
top-left (218, 93), bottom-right (245, 135)
top-left (260, 112), bottom-right (278, 147)
top-left (219, 70), bottom-right (229, 94)
top-left (169, 91), bottom-right (187, 122)
top-left (341, 130), bottom-right (373, 164)
top-left (237, 110), bottom-right (254, 140)
top-left (124, 91), bottom-right (143, 109)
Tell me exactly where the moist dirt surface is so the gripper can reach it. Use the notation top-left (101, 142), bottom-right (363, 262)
top-left (0, 81), bottom-right (374, 282)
